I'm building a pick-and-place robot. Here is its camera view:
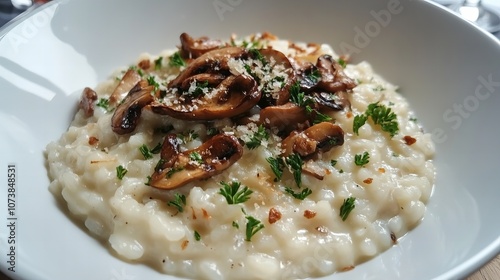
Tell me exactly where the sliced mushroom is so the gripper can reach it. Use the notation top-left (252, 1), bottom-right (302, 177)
top-left (282, 122), bottom-right (344, 157)
top-left (179, 33), bottom-right (222, 59)
top-left (111, 80), bottom-right (155, 135)
top-left (110, 69), bottom-right (142, 104)
top-left (150, 134), bottom-right (243, 190)
top-left (180, 73), bottom-right (226, 91)
top-left (259, 102), bottom-right (308, 129)
top-left (312, 91), bottom-right (351, 111)
top-left (151, 75), bottom-right (260, 120)
top-left (79, 87), bottom-right (98, 117)
top-left (256, 48), bottom-right (296, 107)
top-left (168, 47), bottom-right (247, 89)
top-left (316, 55), bottom-right (356, 93)
top-left (297, 63), bottom-right (320, 91)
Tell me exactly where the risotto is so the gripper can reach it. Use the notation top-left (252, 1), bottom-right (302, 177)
top-left (45, 33), bottom-right (435, 280)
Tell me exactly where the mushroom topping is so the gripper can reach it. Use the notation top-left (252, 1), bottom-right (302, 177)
top-left (79, 87), bottom-right (98, 117)
top-left (110, 69), bottom-right (142, 104)
top-left (179, 33), bottom-right (222, 60)
top-left (312, 91), bottom-right (351, 111)
top-left (168, 47), bottom-right (248, 89)
top-left (259, 102), bottom-right (308, 130)
top-left (297, 63), bottom-right (320, 91)
top-left (150, 134), bottom-right (243, 190)
top-left (282, 122), bottom-right (344, 157)
top-left (316, 55), bottom-right (356, 93)
top-left (111, 80), bottom-right (155, 135)
top-left (151, 74), bottom-right (260, 120)
top-left (256, 48), bottom-right (296, 107)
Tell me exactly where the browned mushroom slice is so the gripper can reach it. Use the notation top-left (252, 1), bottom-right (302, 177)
top-left (168, 47), bottom-right (247, 89)
top-left (179, 33), bottom-right (222, 59)
top-left (180, 73), bottom-right (226, 91)
top-left (111, 80), bottom-right (155, 135)
top-left (316, 55), bottom-right (356, 93)
top-left (259, 102), bottom-right (308, 129)
top-left (79, 87), bottom-right (98, 117)
top-left (312, 91), bottom-right (351, 111)
top-left (256, 48), bottom-right (296, 107)
top-left (110, 69), bottom-right (142, 104)
top-left (297, 63), bottom-right (320, 91)
top-left (150, 134), bottom-right (243, 190)
top-left (152, 75), bottom-right (260, 120)
top-left (282, 122), bottom-right (344, 157)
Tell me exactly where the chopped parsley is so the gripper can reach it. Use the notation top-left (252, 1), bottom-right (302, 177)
top-left (249, 48), bottom-right (267, 66)
top-left (154, 56), bottom-right (163, 70)
top-left (339, 197), bottom-right (356, 221)
top-left (338, 58), bottom-right (347, 68)
top-left (167, 193), bottom-right (186, 213)
top-left (409, 117), bottom-right (418, 122)
top-left (189, 152), bottom-right (204, 164)
top-left (207, 127), bottom-right (218, 136)
top-left (145, 175), bottom-right (152, 186)
top-left (139, 143), bottom-right (161, 160)
top-left (128, 65), bottom-right (144, 77)
top-left (306, 69), bottom-right (321, 84)
top-left (219, 181), bottom-right (253, 205)
top-left (166, 166), bottom-right (184, 178)
top-left (96, 98), bottom-right (112, 112)
top-left (354, 151), bottom-right (370, 167)
top-left (284, 187), bottom-right (312, 200)
top-left (290, 82), bottom-right (313, 108)
top-left (188, 80), bottom-right (209, 97)
top-left (285, 153), bottom-right (304, 188)
top-left (353, 102), bottom-right (399, 137)
top-left (232, 221), bottom-right (239, 229)
top-left (169, 52), bottom-right (186, 67)
top-left (245, 216), bottom-right (264, 241)
top-left (245, 125), bottom-right (269, 149)
top-left (330, 160), bottom-right (338, 167)
top-left (179, 130), bottom-right (199, 143)
top-left (154, 158), bottom-right (166, 172)
top-left (116, 165), bottom-right (127, 180)
top-left (147, 76), bottom-right (160, 91)
top-left (311, 110), bottom-right (333, 124)
top-left (194, 231), bottom-right (201, 241)
top-left (266, 156), bottom-right (285, 182)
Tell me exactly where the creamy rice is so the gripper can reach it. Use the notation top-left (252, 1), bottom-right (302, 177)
top-left (46, 33), bottom-right (435, 280)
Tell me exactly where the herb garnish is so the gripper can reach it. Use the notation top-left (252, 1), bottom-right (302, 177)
top-left (194, 231), bottom-right (201, 241)
top-left (167, 193), bottom-right (186, 213)
top-left (330, 160), bottom-right (338, 167)
top-left (139, 143), bottom-right (162, 160)
top-left (284, 187), bottom-right (312, 200)
top-left (147, 76), bottom-right (160, 91)
top-left (116, 165), bottom-right (127, 180)
top-left (266, 157), bottom-right (285, 182)
top-left (338, 58), bottom-right (347, 68)
top-left (188, 80), bottom-right (210, 97)
top-left (249, 48), bottom-right (267, 66)
top-left (339, 197), bottom-right (356, 221)
top-left (189, 152), bottom-right (204, 164)
top-left (353, 102), bottom-right (399, 137)
top-left (169, 52), bottom-right (186, 67)
top-left (219, 181), bottom-right (253, 205)
top-left (166, 166), bottom-right (184, 178)
top-left (96, 98), bottom-right (112, 112)
top-left (354, 151), bottom-right (370, 167)
top-left (290, 82), bottom-right (332, 124)
top-left (245, 216), bottom-right (264, 241)
top-left (154, 56), bottom-right (163, 70)
top-left (179, 130), bottom-right (199, 143)
top-left (232, 221), bottom-right (239, 229)
top-left (285, 153), bottom-right (304, 188)
top-left (245, 125), bottom-right (269, 149)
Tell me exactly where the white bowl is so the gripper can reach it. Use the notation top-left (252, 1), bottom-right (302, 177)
top-left (1, 0), bottom-right (499, 279)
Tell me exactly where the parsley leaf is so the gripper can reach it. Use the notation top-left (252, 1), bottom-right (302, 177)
top-left (306, 69), bottom-right (321, 84)
top-left (285, 153), bottom-right (304, 188)
top-left (249, 48), bottom-right (267, 66)
top-left (353, 102), bottom-right (399, 137)
top-left (354, 151), bottom-right (370, 167)
top-left (331, 160), bottom-right (338, 167)
top-left (179, 130), bottom-right (199, 143)
top-left (245, 125), bottom-right (269, 149)
top-left (116, 165), bottom-right (127, 180)
top-left (339, 197), bottom-right (356, 221)
top-left (154, 56), bottom-right (163, 70)
top-left (366, 102), bottom-right (399, 137)
top-left (338, 58), bottom-right (347, 68)
top-left (312, 110), bottom-right (333, 124)
top-left (189, 152), bottom-right (204, 164)
top-left (139, 144), bottom-right (154, 160)
top-left (245, 216), bottom-right (264, 241)
top-left (147, 76), bottom-right (160, 91)
top-left (139, 143), bottom-right (161, 160)
top-left (266, 157), bottom-right (285, 182)
top-left (188, 80), bottom-right (209, 97)
top-left (353, 114), bottom-right (368, 135)
top-left (169, 52), bottom-right (186, 67)
top-left (290, 82), bottom-right (313, 108)
top-left (284, 187), bottom-right (312, 200)
top-left (232, 221), bottom-right (239, 229)
top-left (219, 181), bottom-right (253, 205)
top-left (194, 231), bottom-right (201, 241)
top-left (96, 98), bottom-right (112, 112)
top-left (167, 193), bottom-right (186, 213)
